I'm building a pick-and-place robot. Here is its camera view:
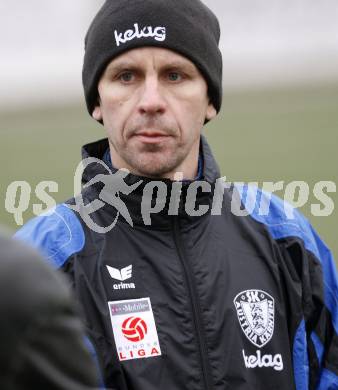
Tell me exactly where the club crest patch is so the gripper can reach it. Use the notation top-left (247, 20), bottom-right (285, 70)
top-left (234, 289), bottom-right (275, 348)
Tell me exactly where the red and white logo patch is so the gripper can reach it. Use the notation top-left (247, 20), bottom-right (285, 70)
top-left (122, 316), bottom-right (148, 342)
top-left (108, 298), bottom-right (161, 361)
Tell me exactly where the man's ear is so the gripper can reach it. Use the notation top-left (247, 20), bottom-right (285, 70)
top-left (92, 103), bottom-right (102, 121)
top-left (206, 102), bottom-right (217, 121)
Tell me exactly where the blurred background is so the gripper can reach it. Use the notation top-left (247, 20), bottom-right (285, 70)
top-left (1, 0), bottom-right (337, 263)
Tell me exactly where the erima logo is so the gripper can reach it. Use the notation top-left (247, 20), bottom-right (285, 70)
top-left (107, 265), bottom-right (132, 281)
top-left (106, 265), bottom-right (136, 290)
top-left (114, 23), bottom-right (166, 47)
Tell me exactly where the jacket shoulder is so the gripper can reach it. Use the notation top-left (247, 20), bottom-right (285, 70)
top-left (14, 204), bottom-right (85, 268)
top-left (235, 183), bottom-right (338, 325)
top-left (235, 183), bottom-right (329, 258)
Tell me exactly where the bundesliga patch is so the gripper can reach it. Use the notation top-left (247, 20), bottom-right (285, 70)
top-left (108, 297), bottom-right (162, 361)
top-left (234, 289), bottom-right (275, 348)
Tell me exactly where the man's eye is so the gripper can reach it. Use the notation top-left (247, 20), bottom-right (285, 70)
top-left (119, 72), bottom-right (134, 82)
top-left (167, 72), bottom-right (182, 82)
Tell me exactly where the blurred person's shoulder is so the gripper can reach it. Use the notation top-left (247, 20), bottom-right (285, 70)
top-left (0, 232), bottom-right (75, 320)
top-left (0, 233), bottom-right (99, 389)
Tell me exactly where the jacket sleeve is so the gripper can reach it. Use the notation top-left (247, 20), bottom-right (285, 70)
top-left (274, 219), bottom-right (338, 390)
top-left (236, 184), bottom-right (338, 389)
top-left (284, 220), bottom-right (338, 390)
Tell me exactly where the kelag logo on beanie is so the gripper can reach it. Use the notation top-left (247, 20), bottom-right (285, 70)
top-left (114, 23), bottom-right (166, 47)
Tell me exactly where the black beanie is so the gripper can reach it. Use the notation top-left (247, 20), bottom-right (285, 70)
top-left (82, 0), bottom-right (223, 117)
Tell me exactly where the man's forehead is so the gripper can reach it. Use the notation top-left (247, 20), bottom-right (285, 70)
top-left (104, 47), bottom-right (198, 73)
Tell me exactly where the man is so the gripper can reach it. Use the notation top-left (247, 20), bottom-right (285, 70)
top-left (15, 0), bottom-right (338, 389)
top-left (0, 232), bottom-right (100, 389)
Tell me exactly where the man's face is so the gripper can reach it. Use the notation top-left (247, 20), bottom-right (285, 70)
top-left (93, 47), bottom-right (216, 179)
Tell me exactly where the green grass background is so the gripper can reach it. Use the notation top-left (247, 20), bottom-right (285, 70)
top-left (1, 85), bottom-right (337, 265)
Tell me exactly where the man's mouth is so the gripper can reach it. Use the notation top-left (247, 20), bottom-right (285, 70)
top-left (132, 131), bottom-right (171, 144)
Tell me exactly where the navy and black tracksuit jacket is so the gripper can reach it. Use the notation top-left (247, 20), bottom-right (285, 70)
top-left (15, 136), bottom-right (338, 389)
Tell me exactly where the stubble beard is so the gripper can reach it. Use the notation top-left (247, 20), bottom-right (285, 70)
top-left (109, 117), bottom-right (191, 178)
top-left (112, 139), bottom-right (187, 178)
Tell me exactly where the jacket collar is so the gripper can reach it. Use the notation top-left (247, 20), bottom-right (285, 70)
top-left (80, 135), bottom-right (221, 229)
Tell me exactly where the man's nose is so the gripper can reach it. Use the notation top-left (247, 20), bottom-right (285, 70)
top-left (137, 77), bottom-right (166, 115)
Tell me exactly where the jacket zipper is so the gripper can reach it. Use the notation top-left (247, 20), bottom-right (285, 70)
top-left (171, 216), bottom-right (213, 390)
